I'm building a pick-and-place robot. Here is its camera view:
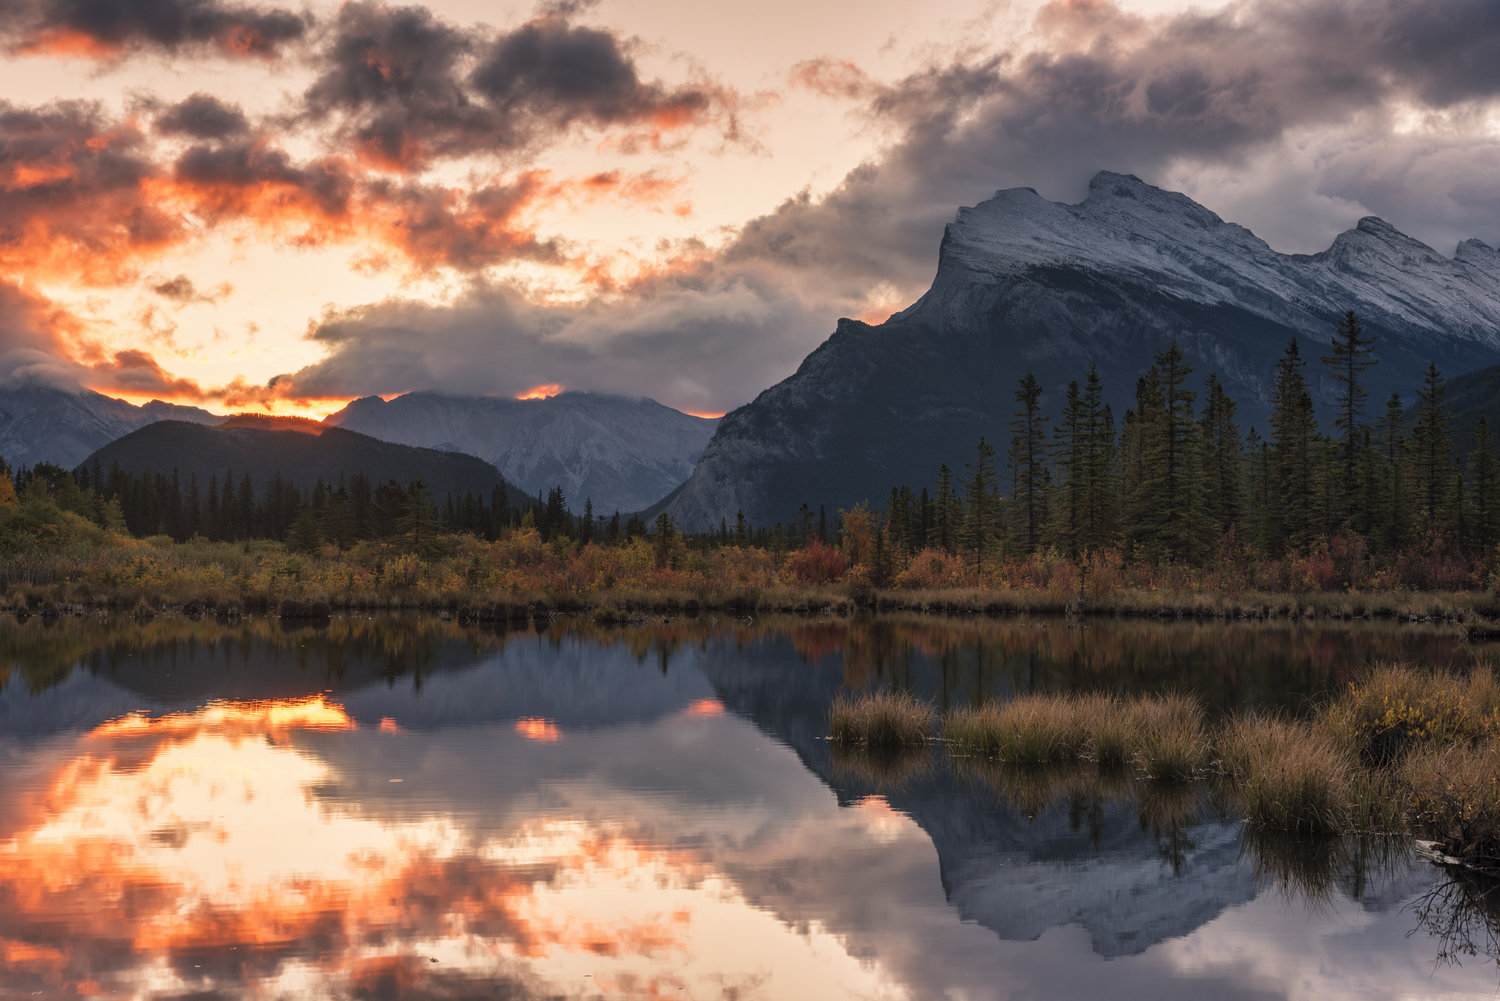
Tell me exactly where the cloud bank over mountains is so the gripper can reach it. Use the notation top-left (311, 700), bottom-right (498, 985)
top-left (2, 0), bottom-right (1499, 415)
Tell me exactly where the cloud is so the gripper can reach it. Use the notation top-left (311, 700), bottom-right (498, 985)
top-left (270, 0), bottom-right (1500, 416)
top-left (154, 93), bottom-right (251, 139)
top-left (300, 4), bottom-right (728, 171)
top-left (0, 0), bottom-right (310, 59)
top-left (0, 100), bottom-right (182, 285)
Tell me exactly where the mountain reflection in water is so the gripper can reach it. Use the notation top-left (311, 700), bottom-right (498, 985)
top-left (0, 612), bottom-right (1496, 999)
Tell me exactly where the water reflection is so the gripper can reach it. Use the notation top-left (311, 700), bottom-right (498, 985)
top-left (0, 613), bottom-right (1497, 999)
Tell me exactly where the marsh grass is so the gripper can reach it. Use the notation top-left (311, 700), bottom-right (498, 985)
top-left (1221, 715), bottom-right (1353, 835)
top-left (828, 691), bottom-right (935, 747)
top-left (946, 694), bottom-right (1087, 763)
top-left (1129, 693), bottom-right (1209, 782)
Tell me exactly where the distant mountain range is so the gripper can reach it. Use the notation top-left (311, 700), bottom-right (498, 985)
top-left (1, 383), bottom-right (714, 515)
top-left (82, 420), bottom-right (526, 505)
top-left (0, 382), bottom-right (220, 471)
top-left (662, 171), bottom-right (1500, 529)
top-left (324, 391), bottom-right (717, 514)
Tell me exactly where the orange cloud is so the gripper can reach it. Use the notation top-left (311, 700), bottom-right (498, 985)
top-left (789, 58), bottom-right (875, 100)
top-left (516, 384), bottom-right (563, 400)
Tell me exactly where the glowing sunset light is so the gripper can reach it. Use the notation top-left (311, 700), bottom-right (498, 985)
top-left (515, 717), bottom-right (562, 741)
top-left (516, 384), bottom-right (564, 401)
top-left (90, 695), bottom-right (355, 740)
top-left (0, 701), bottom-right (905, 998)
top-left (683, 698), bottom-right (726, 717)
top-left (684, 410), bottom-right (726, 419)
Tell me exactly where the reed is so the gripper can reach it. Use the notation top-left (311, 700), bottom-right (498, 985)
top-left (1129, 693), bottom-right (1209, 783)
top-left (828, 690), bottom-right (936, 747)
top-left (946, 693), bottom-right (1086, 763)
top-left (1221, 714), bottom-right (1353, 835)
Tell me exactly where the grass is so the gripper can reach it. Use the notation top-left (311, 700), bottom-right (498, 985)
top-left (1128, 693), bottom-right (1210, 783)
top-left (829, 663), bottom-right (1500, 872)
top-left (828, 690), bottom-right (935, 747)
top-left (1220, 715), bottom-right (1353, 835)
top-left (946, 693), bottom-right (1086, 763)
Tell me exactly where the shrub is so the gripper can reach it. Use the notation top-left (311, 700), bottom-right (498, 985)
top-left (1402, 744), bottom-right (1500, 868)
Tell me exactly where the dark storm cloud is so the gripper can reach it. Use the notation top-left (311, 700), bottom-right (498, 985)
top-left (154, 93), bottom-right (250, 139)
top-left (0, 0), bottom-right (309, 57)
top-left (301, 3), bottom-right (722, 170)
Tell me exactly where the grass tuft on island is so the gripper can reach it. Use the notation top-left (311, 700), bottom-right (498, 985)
top-left (828, 663), bottom-right (1500, 871)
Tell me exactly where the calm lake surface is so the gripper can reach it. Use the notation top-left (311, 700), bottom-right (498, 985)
top-left (2, 612), bottom-right (1499, 1000)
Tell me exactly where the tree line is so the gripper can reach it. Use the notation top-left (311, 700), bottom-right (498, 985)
top-left (867, 312), bottom-right (1500, 577)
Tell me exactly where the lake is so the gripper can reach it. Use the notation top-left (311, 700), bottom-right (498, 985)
top-left (1, 612), bottom-right (1497, 999)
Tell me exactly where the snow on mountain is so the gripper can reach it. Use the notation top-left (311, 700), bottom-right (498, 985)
top-left (0, 381), bottom-right (220, 471)
top-left (324, 391), bottom-right (718, 515)
top-left (663, 171), bottom-right (1500, 530)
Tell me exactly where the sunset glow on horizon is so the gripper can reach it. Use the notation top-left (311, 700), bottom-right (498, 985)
top-left (3, 0), bottom-right (1499, 419)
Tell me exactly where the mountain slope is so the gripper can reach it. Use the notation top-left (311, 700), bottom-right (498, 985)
top-left (325, 391), bottom-right (717, 514)
top-left (0, 381), bottom-right (220, 470)
top-left (664, 171), bottom-right (1500, 529)
top-left (81, 421), bottom-right (525, 504)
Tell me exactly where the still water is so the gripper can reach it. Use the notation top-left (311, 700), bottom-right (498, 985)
top-left (1, 612), bottom-right (1498, 1000)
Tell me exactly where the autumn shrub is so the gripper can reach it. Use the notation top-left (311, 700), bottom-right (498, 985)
top-left (1403, 744), bottom-right (1500, 868)
top-left (784, 540), bottom-right (850, 586)
top-left (1323, 664), bottom-right (1494, 767)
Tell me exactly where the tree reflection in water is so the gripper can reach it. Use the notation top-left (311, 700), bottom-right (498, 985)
top-left (1410, 864), bottom-right (1500, 970)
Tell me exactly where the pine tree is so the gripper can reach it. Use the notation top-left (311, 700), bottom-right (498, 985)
top-left (1374, 393), bottom-right (1410, 554)
top-left (1321, 309), bottom-right (1376, 523)
top-left (963, 438), bottom-right (1000, 569)
top-left (1268, 340), bottom-right (1319, 553)
top-left (1050, 379), bottom-right (1086, 556)
top-left (935, 464), bottom-right (961, 554)
top-left (1080, 365), bottom-right (1115, 551)
top-left (1411, 361), bottom-right (1453, 525)
top-left (1199, 373), bottom-right (1242, 539)
top-left (1469, 416), bottom-right (1500, 567)
top-left (1009, 373), bottom-right (1048, 553)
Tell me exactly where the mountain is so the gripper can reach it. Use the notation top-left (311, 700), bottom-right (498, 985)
top-left (0, 381), bottom-right (220, 471)
top-left (324, 391), bottom-right (718, 514)
top-left (80, 420), bottom-right (526, 504)
top-left (662, 171), bottom-right (1500, 530)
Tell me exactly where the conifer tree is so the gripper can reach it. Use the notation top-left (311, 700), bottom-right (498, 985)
top-left (963, 438), bottom-right (1000, 569)
top-left (1411, 361), bottom-right (1454, 525)
top-left (1080, 365), bottom-right (1116, 551)
top-left (1321, 309), bottom-right (1376, 523)
top-left (1469, 416), bottom-right (1500, 567)
top-left (1374, 393), bottom-right (1410, 553)
top-left (1268, 339), bottom-right (1319, 553)
top-left (1050, 379), bottom-right (1086, 556)
top-left (934, 464), bottom-right (961, 553)
top-left (1199, 373), bottom-right (1242, 540)
top-left (1009, 373), bottom-right (1048, 553)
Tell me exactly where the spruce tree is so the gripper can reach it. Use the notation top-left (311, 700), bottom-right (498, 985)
top-left (1268, 340), bottom-right (1319, 553)
top-left (1321, 309), bottom-right (1376, 523)
top-left (1050, 379), bottom-right (1086, 556)
top-left (1080, 366), bottom-right (1116, 551)
top-left (963, 438), bottom-right (1000, 569)
top-left (1199, 373), bottom-right (1242, 540)
top-left (1469, 416), bottom-right (1500, 567)
top-left (1009, 373), bottom-right (1048, 553)
top-left (1411, 361), bottom-right (1454, 525)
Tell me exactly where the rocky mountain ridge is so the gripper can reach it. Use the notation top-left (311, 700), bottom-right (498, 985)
top-left (662, 171), bottom-right (1500, 529)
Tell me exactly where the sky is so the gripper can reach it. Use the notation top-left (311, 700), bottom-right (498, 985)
top-left (1, 0), bottom-right (1498, 419)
